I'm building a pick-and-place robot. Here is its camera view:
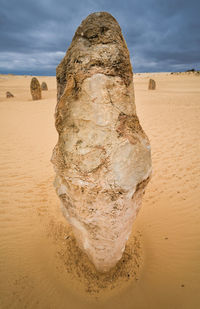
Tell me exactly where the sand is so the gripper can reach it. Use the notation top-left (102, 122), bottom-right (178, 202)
top-left (0, 73), bottom-right (200, 309)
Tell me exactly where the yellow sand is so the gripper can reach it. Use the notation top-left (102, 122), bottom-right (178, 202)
top-left (0, 73), bottom-right (200, 309)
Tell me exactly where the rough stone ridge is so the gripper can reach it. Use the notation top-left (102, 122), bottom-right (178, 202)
top-left (148, 79), bottom-right (156, 90)
top-left (30, 77), bottom-right (42, 100)
top-left (41, 82), bottom-right (48, 91)
top-left (52, 12), bottom-right (152, 272)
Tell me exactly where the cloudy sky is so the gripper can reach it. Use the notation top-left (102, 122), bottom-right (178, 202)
top-left (0, 0), bottom-right (199, 75)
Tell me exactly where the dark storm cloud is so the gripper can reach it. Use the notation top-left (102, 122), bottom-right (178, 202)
top-left (0, 0), bottom-right (200, 74)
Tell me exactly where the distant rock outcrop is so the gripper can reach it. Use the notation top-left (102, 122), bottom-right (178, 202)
top-left (41, 82), bottom-right (48, 91)
top-left (171, 70), bottom-right (200, 76)
top-left (52, 12), bottom-right (152, 272)
top-left (186, 69), bottom-right (195, 73)
top-left (30, 77), bottom-right (41, 100)
top-left (148, 79), bottom-right (156, 90)
top-left (6, 91), bottom-right (14, 98)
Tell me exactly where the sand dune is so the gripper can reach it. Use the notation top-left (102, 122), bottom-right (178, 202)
top-left (0, 73), bottom-right (200, 309)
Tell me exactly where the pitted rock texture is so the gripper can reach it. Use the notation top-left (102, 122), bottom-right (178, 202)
top-left (41, 82), bottom-right (48, 91)
top-left (30, 77), bottom-right (42, 100)
top-left (6, 91), bottom-right (14, 98)
top-left (148, 79), bottom-right (156, 90)
top-left (52, 12), bottom-right (152, 272)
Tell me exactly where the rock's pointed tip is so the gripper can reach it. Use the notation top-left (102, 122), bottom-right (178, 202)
top-left (78, 11), bottom-right (120, 30)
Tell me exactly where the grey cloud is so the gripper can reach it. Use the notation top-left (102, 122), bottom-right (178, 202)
top-left (0, 0), bottom-right (199, 74)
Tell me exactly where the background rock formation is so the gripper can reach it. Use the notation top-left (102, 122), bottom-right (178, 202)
top-left (30, 77), bottom-right (41, 100)
top-left (52, 12), bottom-right (152, 272)
top-left (6, 91), bottom-right (14, 98)
top-left (148, 78), bottom-right (156, 90)
top-left (41, 82), bottom-right (48, 90)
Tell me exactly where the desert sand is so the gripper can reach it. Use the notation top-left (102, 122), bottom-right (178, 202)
top-left (0, 73), bottom-right (200, 309)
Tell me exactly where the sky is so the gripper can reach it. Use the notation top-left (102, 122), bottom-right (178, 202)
top-left (0, 0), bottom-right (200, 75)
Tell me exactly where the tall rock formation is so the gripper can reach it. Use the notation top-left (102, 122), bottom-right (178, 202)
top-left (30, 77), bottom-right (42, 100)
top-left (52, 12), bottom-right (152, 272)
top-left (148, 78), bottom-right (156, 90)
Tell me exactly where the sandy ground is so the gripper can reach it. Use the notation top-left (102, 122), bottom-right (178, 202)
top-left (0, 73), bottom-right (200, 309)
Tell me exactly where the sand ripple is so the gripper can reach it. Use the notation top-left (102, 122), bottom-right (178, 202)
top-left (0, 74), bottom-right (200, 309)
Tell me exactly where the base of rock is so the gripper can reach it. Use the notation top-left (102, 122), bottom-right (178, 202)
top-left (54, 174), bottom-right (150, 272)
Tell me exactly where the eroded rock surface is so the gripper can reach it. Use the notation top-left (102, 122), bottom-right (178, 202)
top-left (30, 77), bottom-right (41, 100)
top-left (148, 78), bottom-right (156, 90)
top-left (52, 12), bottom-right (152, 272)
top-left (41, 82), bottom-right (48, 91)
